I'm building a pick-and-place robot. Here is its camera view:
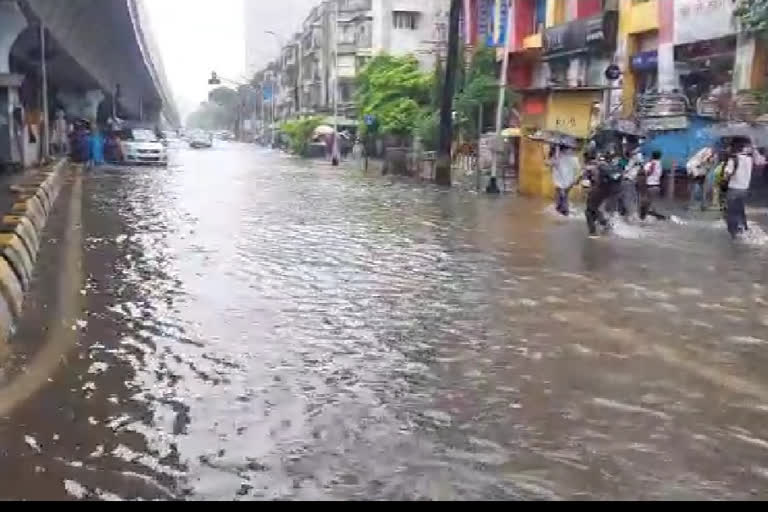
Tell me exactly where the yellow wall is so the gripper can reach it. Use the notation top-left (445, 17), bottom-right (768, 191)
top-left (545, 91), bottom-right (601, 138)
top-left (519, 137), bottom-right (554, 198)
top-left (619, 0), bottom-right (660, 115)
top-left (625, 0), bottom-right (658, 34)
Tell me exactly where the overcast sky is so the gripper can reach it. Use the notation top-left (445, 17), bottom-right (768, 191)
top-left (144, 0), bottom-right (315, 120)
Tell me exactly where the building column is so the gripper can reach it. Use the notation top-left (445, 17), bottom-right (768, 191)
top-left (0, 0), bottom-right (27, 73)
top-left (733, 33), bottom-right (756, 92)
top-left (657, 0), bottom-right (676, 92)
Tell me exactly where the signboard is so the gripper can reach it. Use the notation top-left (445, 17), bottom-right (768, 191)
top-left (674, 0), bottom-right (738, 46)
top-left (543, 12), bottom-right (618, 57)
top-left (262, 86), bottom-right (273, 101)
top-left (477, 0), bottom-right (491, 44)
top-left (631, 50), bottom-right (659, 72)
top-left (485, 0), bottom-right (509, 48)
top-left (641, 116), bottom-right (689, 132)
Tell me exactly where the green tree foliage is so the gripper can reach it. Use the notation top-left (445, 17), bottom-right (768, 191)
top-left (187, 86), bottom-right (242, 132)
top-left (735, 0), bottom-right (768, 31)
top-left (186, 102), bottom-right (231, 131)
top-left (414, 110), bottom-right (440, 151)
top-left (356, 55), bottom-right (433, 137)
top-left (281, 116), bottom-right (324, 157)
top-left (454, 44), bottom-right (504, 140)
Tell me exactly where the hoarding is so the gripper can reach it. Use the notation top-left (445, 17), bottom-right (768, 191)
top-left (674, 0), bottom-right (738, 46)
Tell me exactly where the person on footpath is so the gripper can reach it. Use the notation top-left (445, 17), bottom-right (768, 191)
top-left (585, 150), bottom-right (623, 238)
top-left (548, 144), bottom-right (581, 216)
top-left (638, 150), bottom-right (668, 221)
top-left (724, 144), bottom-right (754, 238)
top-left (686, 146), bottom-right (715, 211)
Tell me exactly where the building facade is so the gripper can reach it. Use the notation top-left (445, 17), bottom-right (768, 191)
top-left (249, 0), bottom-right (450, 127)
top-left (466, 0), bottom-right (768, 198)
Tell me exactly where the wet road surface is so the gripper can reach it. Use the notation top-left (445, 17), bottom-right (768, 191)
top-left (2, 143), bottom-right (768, 500)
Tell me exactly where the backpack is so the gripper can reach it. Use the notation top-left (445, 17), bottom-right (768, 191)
top-left (598, 161), bottom-right (622, 185)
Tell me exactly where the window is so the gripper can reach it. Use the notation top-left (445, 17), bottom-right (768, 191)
top-left (393, 11), bottom-right (418, 30)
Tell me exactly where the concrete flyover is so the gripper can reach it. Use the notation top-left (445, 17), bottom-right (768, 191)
top-left (17, 0), bottom-right (179, 126)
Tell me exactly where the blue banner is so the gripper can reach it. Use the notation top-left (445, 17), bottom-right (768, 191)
top-left (486, 0), bottom-right (509, 48)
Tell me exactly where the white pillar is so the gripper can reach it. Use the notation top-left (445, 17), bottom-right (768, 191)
top-left (0, 0), bottom-right (28, 73)
top-left (657, 42), bottom-right (677, 92)
top-left (733, 33), bottom-right (756, 92)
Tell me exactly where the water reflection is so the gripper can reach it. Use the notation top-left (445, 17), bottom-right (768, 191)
top-left (1, 144), bottom-right (768, 500)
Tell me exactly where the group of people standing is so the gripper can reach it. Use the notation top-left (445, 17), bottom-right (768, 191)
top-left (548, 139), bottom-right (763, 240)
top-left (687, 143), bottom-right (762, 239)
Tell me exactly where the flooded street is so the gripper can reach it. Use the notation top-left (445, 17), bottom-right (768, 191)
top-left (1, 143), bottom-right (768, 500)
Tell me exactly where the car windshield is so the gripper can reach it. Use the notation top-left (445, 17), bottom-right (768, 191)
top-left (131, 129), bottom-right (158, 142)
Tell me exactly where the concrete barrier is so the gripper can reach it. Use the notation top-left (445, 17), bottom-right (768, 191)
top-left (1, 215), bottom-right (41, 262)
top-left (11, 196), bottom-right (47, 234)
top-left (0, 256), bottom-right (24, 319)
top-left (0, 159), bottom-right (69, 346)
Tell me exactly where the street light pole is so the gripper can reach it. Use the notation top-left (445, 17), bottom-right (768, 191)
top-left (488, 0), bottom-right (512, 195)
top-left (40, 24), bottom-right (50, 160)
top-left (331, 0), bottom-right (340, 166)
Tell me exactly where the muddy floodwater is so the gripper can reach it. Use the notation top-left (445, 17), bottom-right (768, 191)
top-left (1, 143), bottom-right (768, 500)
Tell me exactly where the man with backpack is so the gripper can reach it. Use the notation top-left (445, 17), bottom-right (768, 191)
top-left (585, 150), bottom-right (623, 238)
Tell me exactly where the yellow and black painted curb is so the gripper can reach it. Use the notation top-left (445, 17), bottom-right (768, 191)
top-left (0, 160), bottom-right (68, 345)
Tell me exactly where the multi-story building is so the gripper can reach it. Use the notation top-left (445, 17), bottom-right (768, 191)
top-left (244, 0), bottom-right (309, 76)
top-left (249, 0), bottom-right (450, 125)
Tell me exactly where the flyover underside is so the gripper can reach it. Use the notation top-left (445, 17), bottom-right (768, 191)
top-left (21, 0), bottom-right (177, 124)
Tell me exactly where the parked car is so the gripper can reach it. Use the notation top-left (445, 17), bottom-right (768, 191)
top-left (118, 128), bottom-right (168, 166)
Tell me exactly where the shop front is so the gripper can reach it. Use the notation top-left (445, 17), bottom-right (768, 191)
top-left (518, 10), bottom-right (617, 198)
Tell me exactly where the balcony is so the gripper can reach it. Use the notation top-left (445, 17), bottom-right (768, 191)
top-left (627, 0), bottom-right (659, 34)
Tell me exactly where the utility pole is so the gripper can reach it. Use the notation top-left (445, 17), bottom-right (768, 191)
top-left (435, 0), bottom-right (462, 186)
top-left (488, 0), bottom-right (512, 195)
top-left (40, 24), bottom-right (49, 160)
top-left (331, 0), bottom-right (340, 166)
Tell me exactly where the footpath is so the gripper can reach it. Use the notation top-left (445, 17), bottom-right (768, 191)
top-left (0, 161), bottom-right (68, 349)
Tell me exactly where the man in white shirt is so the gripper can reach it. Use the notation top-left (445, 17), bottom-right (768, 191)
top-left (724, 145), bottom-right (753, 238)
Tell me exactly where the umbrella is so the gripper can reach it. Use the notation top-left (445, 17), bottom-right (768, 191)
top-left (313, 125), bottom-right (335, 137)
top-left (527, 130), bottom-right (579, 148)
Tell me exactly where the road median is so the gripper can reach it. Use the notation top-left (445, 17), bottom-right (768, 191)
top-left (0, 160), bottom-right (69, 347)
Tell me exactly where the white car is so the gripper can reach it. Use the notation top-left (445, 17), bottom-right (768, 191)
top-left (119, 129), bottom-right (168, 166)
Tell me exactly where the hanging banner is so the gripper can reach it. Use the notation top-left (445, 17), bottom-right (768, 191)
top-left (674, 0), bottom-right (739, 46)
top-left (486, 0), bottom-right (509, 48)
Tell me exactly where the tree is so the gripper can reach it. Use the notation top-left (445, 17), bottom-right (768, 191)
top-left (435, 0), bottom-right (462, 186)
top-left (453, 45), bottom-right (499, 140)
top-left (355, 54), bottom-right (432, 139)
top-left (452, 44), bottom-right (519, 141)
top-left (187, 101), bottom-right (231, 131)
top-left (281, 116), bottom-right (324, 156)
top-left (735, 0), bottom-right (768, 31)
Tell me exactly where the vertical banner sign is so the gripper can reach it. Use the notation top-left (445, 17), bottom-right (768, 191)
top-left (477, 0), bottom-right (491, 44)
top-left (486, 0), bottom-right (509, 47)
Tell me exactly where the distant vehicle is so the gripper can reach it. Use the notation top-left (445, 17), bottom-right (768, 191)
top-left (118, 128), bottom-right (168, 166)
top-left (189, 131), bottom-right (214, 149)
